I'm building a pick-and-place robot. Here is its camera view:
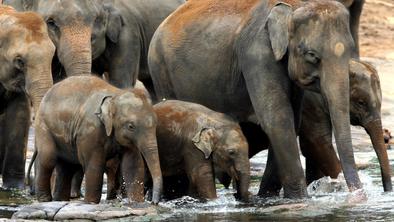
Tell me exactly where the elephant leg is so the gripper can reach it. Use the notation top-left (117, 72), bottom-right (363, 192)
top-left (52, 161), bottom-right (78, 201)
top-left (239, 122), bottom-right (270, 158)
top-left (305, 158), bottom-right (325, 185)
top-left (70, 166), bottom-right (84, 199)
top-left (83, 154), bottom-right (105, 204)
top-left (258, 149), bottom-right (282, 197)
top-left (105, 28), bottom-right (141, 89)
top-left (1, 93), bottom-right (30, 189)
top-left (35, 127), bottom-right (57, 202)
top-left (106, 157), bottom-right (120, 200)
top-left (185, 154), bottom-right (217, 199)
top-left (121, 149), bottom-right (145, 202)
top-left (299, 126), bottom-right (341, 184)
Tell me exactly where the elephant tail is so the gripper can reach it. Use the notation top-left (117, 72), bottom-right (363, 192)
top-left (26, 150), bottom-right (37, 195)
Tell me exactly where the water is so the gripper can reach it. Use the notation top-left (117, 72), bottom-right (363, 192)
top-left (0, 58), bottom-right (393, 221)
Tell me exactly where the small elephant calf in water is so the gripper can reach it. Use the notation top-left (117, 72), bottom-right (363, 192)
top-left (34, 76), bottom-right (162, 204)
top-left (150, 100), bottom-right (250, 201)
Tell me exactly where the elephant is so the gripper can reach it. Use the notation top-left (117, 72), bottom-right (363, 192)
top-left (4, 0), bottom-right (185, 91)
top-left (299, 59), bottom-right (392, 191)
top-left (150, 100), bottom-right (250, 201)
top-left (0, 5), bottom-right (55, 189)
top-left (34, 76), bottom-right (162, 204)
top-left (148, 0), bottom-right (363, 199)
top-left (217, 59), bottom-right (393, 194)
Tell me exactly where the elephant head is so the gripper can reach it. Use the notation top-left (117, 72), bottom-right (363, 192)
top-left (192, 125), bottom-right (250, 201)
top-left (95, 90), bottom-right (162, 204)
top-left (348, 59), bottom-right (392, 191)
top-left (19, 0), bottom-right (122, 77)
top-left (0, 6), bottom-right (55, 115)
top-left (268, 1), bottom-right (361, 191)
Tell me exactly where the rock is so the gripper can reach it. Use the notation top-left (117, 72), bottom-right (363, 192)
top-left (12, 201), bottom-right (68, 220)
top-left (12, 201), bottom-right (158, 221)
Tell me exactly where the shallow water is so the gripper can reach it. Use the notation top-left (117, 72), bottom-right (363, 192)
top-left (1, 58), bottom-right (393, 221)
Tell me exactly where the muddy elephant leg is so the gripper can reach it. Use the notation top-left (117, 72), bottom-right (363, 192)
top-left (70, 166), bottom-right (84, 199)
top-left (1, 93), bottom-right (30, 189)
top-left (121, 149), bottom-right (145, 202)
top-left (106, 157), bottom-right (120, 200)
top-left (83, 153), bottom-right (105, 204)
top-left (53, 161), bottom-right (79, 201)
top-left (258, 149), bottom-right (282, 197)
top-left (106, 28), bottom-right (141, 88)
top-left (35, 127), bottom-right (57, 202)
top-left (184, 153), bottom-right (217, 199)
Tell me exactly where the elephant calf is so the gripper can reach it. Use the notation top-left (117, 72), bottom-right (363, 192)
top-left (34, 76), bottom-right (162, 204)
top-left (151, 100), bottom-right (250, 201)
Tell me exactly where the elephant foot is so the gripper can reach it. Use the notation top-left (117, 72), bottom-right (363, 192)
top-left (282, 181), bottom-right (308, 199)
top-left (2, 178), bottom-right (25, 190)
top-left (257, 188), bottom-right (280, 198)
top-left (70, 190), bottom-right (83, 199)
top-left (37, 193), bottom-right (52, 202)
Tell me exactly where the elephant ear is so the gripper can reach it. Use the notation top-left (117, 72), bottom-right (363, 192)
top-left (95, 95), bottom-right (114, 137)
top-left (267, 3), bottom-right (292, 61)
top-left (192, 128), bottom-right (216, 159)
top-left (104, 3), bottom-right (122, 43)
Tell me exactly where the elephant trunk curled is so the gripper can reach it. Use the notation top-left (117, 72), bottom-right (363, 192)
top-left (365, 119), bottom-right (393, 191)
top-left (58, 23), bottom-right (92, 76)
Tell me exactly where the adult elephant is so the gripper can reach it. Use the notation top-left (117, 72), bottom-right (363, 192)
top-left (300, 59), bottom-right (392, 191)
top-left (0, 6), bottom-right (55, 189)
top-left (148, 0), bottom-right (363, 199)
top-left (4, 0), bottom-right (185, 89)
top-left (218, 59), bottom-right (392, 194)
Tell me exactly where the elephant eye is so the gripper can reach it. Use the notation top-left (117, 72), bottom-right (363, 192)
top-left (228, 149), bottom-right (236, 156)
top-left (126, 122), bottom-right (135, 131)
top-left (13, 56), bottom-right (25, 71)
top-left (304, 50), bottom-right (320, 64)
top-left (46, 18), bottom-right (58, 30)
top-left (357, 100), bottom-right (366, 107)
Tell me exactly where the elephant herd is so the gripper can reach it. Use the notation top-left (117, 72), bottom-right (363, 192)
top-left (0, 0), bottom-right (391, 205)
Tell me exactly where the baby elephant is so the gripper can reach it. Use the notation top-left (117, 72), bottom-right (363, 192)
top-left (34, 76), bottom-right (162, 204)
top-left (152, 100), bottom-right (250, 201)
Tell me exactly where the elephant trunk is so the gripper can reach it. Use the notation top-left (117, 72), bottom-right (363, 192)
top-left (138, 132), bottom-right (163, 204)
top-left (321, 59), bottom-right (362, 191)
top-left (232, 159), bottom-right (250, 201)
top-left (25, 65), bottom-right (53, 117)
top-left (365, 119), bottom-right (393, 191)
top-left (58, 23), bottom-right (92, 76)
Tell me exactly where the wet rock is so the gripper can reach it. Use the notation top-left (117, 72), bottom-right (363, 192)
top-left (12, 201), bottom-right (158, 221)
top-left (307, 175), bottom-right (347, 194)
top-left (12, 201), bottom-right (68, 220)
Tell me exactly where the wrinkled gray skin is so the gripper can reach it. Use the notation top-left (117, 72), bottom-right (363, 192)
top-left (217, 59), bottom-right (392, 194)
top-left (4, 0), bottom-right (184, 90)
top-left (0, 6), bottom-right (54, 189)
top-left (34, 76), bottom-right (162, 204)
top-left (152, 100), bottom-right (250, 201)
top-left (148, 0), bottom-right (361, 198)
